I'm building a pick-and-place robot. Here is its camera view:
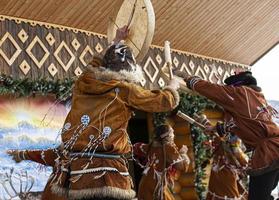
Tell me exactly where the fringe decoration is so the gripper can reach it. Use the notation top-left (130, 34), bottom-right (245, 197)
top-left (51, 185), bottom-right (136, 200)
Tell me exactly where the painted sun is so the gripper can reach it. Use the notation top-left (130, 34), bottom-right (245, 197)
top-left (0, 96), bottom-right (68, 129)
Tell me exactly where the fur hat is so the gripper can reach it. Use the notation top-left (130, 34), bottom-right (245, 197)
top-left (103, 43), bottom-right (136, 72)
top-left (86, 46), bottom-right (144, 84)
top-left (224, 71), bottom-right (257, 86)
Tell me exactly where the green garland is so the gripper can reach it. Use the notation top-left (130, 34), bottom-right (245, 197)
top-left (0, 74), bottom-right (74, 100)
top-left (154, 93), bottom-right (215, 199)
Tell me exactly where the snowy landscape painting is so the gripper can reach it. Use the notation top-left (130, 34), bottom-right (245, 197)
top-left (269, 100), bottom-right (279, 125)
top-left (0, 96), bottom-right (68, 199)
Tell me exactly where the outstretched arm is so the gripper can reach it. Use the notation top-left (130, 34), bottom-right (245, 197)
top-left (174, 71), bottom-right (236, 112)
top-left (7, 148), bottom-right (59, 167)
top-left (126, 80), bottom-right (180, 113)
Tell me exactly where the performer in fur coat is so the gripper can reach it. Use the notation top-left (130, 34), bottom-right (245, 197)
top-left (177, 70), bottom-right (279, 200)
top-left (133, 124), bottom-right (190, 200)
top-left (195, 114), bottom-right (248, 200)
top-left (7, 27), bottom-right (181, 200)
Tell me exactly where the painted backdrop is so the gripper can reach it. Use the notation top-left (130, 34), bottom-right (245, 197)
top-left (0, 96), bottom-right (69, 199)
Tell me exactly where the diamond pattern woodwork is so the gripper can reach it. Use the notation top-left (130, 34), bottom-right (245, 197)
top-left (0, 17), bottom-right (249, 86)
top-left (156, 54), bottom-right (162, 65)
top-left (0, 32), bottom-right (21, 65)
top-left (79, 45), bottom-right (94, 66)
top-left (26, 36), bottom-right (49, 69)
top-left (54, 41), bottom-right (75, 72)
top-left (19, 60), bottom-right (30, 75)
top-left (74, 67), bottom-right (83, 76)
top-left (46, 33), bottom-right (55, 46)
top-left (48, 63), bottom-right (58, 77)
top-left (18, 29), bottom-right (28, 43)
top-left (71, 38), bottom-right (80, 51)
top-left (95, 43), bottom-right (103, 53)
top-left (143, 57), bottom-right (159, 83)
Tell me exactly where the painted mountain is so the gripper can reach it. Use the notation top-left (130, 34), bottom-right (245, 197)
top-left (0, 96), bottom-right (68, 199)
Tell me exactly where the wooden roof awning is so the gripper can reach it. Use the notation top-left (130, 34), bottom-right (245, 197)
top-left (1, 0), bottom-right (279, 65)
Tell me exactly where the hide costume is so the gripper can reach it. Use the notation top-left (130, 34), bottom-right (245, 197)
top-left (194, 114), bottom-right (248, 200)
top-left (206, 133), bottom-right (248, 200)
top-left (12, 44), bottom-right (180, 200)
top-left (133, 126), bottom-right (189, 200)
top-left (185, 71), bottom-right (279, 200)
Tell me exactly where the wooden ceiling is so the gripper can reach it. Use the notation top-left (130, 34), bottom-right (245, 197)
top-left (1, 0), bottom-right (279, 65)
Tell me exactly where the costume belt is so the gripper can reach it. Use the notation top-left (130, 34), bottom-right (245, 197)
top-left (69, 152), bottom-right (122, 159)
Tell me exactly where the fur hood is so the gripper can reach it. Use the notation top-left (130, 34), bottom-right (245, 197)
top-left (86, 64), bottom-right (144, 84)
top-left (77, 64), bottom-right (180, 106)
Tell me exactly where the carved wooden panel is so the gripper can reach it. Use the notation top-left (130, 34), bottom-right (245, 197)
top-left (0, 16), bottom-right (250, 89)
top-left (0, 16), bottom-right (107, 80)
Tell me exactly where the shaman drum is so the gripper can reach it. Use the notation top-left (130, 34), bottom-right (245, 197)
top-left (107, 0), bottom-right (155, 61)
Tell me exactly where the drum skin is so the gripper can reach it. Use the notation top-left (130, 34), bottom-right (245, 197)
top-left (107, 0), bottom-right (155, 61)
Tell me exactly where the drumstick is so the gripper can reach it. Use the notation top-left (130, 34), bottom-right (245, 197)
top-left (177, 111), bottom-right (221, 138)
top-left (164, 41), bottom-right (174, 80)
top-left (177, 111), bottom-right (205, 129)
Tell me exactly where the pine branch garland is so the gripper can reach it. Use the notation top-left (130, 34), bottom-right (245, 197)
top-left (0, 74), bottom-right (74, 100)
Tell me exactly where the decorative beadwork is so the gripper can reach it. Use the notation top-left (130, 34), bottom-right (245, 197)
top-left (64, 122), bottom-right (71, 130)
top-left (81, 115), bottom-right (90, 125)
top-left (114, 87), bottom-right (120, 93)
top-left (102, 126), bottom-right (112, 138)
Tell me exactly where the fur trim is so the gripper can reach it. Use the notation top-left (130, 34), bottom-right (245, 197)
top-left (51, 184), bottom-right (136, 200)
top-left (163, 86), bottom-right (180, 107)
top-left (51, 184), bottom-right (68, 197)
top-left (87, 64), bottom-right (144, 84)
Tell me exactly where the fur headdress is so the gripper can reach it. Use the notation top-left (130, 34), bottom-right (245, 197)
top-left (103, 43), bottom-right (136, 72)
top-left (87, 45), bottom-right (144, 84)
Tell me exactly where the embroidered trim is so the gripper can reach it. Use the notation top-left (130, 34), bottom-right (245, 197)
top-left (70, 152), bottom-right (122, 159)
top-left (61, 166), bottom-right (130, 176)
top-left (226, 93), bottom-right (235, 101)
top-left (244, 88), bottom-right (252, 118)
top-left (187, 76), bottom-right (202, 90)
top-left (21, 150), bottom-right (27, 160)
top-left (207, 190), bottom-right (247, 200)
top-left (170, 156), bottom-right (190, 167)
